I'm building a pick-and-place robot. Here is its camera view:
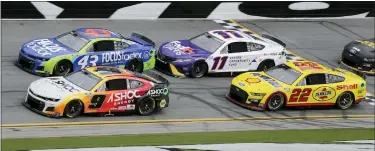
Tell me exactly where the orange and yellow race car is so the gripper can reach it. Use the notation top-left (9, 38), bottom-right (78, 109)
top-left (23, 66), bottom-right (170, 118)
top-left (226, 61), bottom-right (367, 111)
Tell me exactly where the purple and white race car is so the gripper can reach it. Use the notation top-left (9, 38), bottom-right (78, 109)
top-left (155, 29), bottom-right (288, 78)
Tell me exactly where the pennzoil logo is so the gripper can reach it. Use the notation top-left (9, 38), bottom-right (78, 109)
top-left (313, 86), bottom-right (336, 101)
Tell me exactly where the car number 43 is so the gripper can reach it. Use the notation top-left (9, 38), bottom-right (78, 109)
top-left (78, 55), bottom-right (99, 69)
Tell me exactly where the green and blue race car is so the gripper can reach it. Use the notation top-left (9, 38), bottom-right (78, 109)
top-left (15, 28), bottom-right (156, 76)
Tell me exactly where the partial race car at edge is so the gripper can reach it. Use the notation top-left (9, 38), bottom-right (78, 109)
top-left (340, 38), bottom-right (375, 75)
top-left (23, 66), bottom-right (170, 118)
top-left (155, 29), bottom-right (288, 78)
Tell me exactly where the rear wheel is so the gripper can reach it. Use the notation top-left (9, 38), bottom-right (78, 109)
top-left (257, 60), bottom-right (275, 71)
top-left (267, 93), bottom-right (285, 111)
top-left (125, 59), bottom-right (143, 73)
top-left (189, 62), bottom-right (207, 78)
top-left (136, 97), bottom-right (156, 116)
top-left (64, 100), bottom-right (83, 118)
top-left (336, 92), bottom-right (354, 110)
top-left (53, 60), bottom-right (72, 76)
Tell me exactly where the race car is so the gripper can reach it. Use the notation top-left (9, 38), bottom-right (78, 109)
top-left (340, 38), bottom-right (375, 75)
top-left (226, 60), bottom-right (367, 111)
top-left (23, 66), bottom-right (170, 118)
top-left (15, 28), bottom-right (156, 76)
top-left (155, 29), bottom-right (287, 78)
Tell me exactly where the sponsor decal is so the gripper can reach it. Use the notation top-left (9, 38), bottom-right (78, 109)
top-left (164, 41), bottom-right (194, 55)
top-left (147, 88), bottom-right (169, 96)
top-left (360, 83), bottom-right (365, 89)
top-left (313, 86), bottom-right (336, 101)
top-left (49, 78), bottom-right (80, 92)
top-left (159, 99), bottom-right (167, 108)
top-left (238, 82), bottom-right (245, 87)
top-left (107, 90), bottom-right (140, 105)
top-left (253, 73), bottom-right (282, 87)
top-left (228, 56), bottom-right (252, 67)
top-left (245, 78), bottom-right (261, 84)
top-left (102, 51), bottom-right (142, 64)
top-left (293, 61), bottom-right (324, 71)
top-left (26, 39), bottom-right (67, 56)
top-left (337, 84), bottom-right (358, 90)
top-left (126, 104), bottom-right (136, 110)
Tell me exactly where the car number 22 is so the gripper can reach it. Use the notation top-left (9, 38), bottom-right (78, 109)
top-left (288, 88), bottom-right (312, 102)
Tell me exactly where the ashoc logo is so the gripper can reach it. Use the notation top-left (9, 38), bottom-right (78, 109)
top-left (26, 39), bottom-right (67, 56)
top-left (107, 90), bottom-right (141, 103)
top-left (147, 88), bottom-right (168, 96)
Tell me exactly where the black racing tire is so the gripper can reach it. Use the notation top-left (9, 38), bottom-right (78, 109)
top-left (336, 91), bottom-right (354, 110)
top-left (189, 62), bottom-right (208, 78)
top-left (63, 100), bottom-right (83, 118)
top-left (125, 59), bottom-right (144, 73)
top-left (267, 93), bottom-right (285, 111)
top-left (257, 60), bottom-right (275, 71)
top-left (53, 60), bottom-right (72, 76)
top-left (136, 97), bottom-right (156, 116)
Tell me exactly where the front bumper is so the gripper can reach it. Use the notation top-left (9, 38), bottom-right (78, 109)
top-left (15, 53), bottom-right (51, 76)
top-left (341, 50), bottom-right (375, 75)
top-left (225, 85), bottom-right (266, 111)
top-left (23, 90), bottom-right (62, 118)
top-left (155, 57), bottom-right (186, 78)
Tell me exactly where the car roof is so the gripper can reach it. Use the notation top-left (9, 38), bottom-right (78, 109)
top-left (75, 28), bottom-right (120, 40)
top-left (85, 66), bottom-right (135, 79)
top-left (207, 29), bottom-right (264, 42)
top-left (284, 60), bottom-right (330, 74)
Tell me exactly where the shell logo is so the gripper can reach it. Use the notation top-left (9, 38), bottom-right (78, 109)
top-left (313, 86), bottom-right (336, 101)
top-left (245, 78), bottom-right (261, 84)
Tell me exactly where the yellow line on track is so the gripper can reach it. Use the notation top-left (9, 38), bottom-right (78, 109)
top-left (2, 115), bottom-right (374, 128)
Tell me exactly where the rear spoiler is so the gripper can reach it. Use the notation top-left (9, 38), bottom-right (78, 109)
top-left (261, 34), bottom-right (286, 48)
top-left (335, 63), bottom-right (367, 80)
top-left (130, 33), bottom-right (155, 47)
top-left (140, 70), bottom-right (170, 86)
top-left (118, 32), bottom-right (155, 47)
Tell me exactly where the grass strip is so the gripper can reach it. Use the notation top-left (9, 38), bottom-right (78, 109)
top-left (2, 128), bottom-right (374, 151)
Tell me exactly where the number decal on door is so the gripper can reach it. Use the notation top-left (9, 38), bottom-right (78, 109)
top-left (213, 31), bottom-right (243, 39)
top-left (211, 56), bottom-right (228, 70)
top-left (84, 29), bottom-right (111, 37)
top-left (77, 55), bottom-right (99, 69)
top-left (88, 95), bottom-right (106, 109)
top-left (289, 88), bottom-right (312, 102)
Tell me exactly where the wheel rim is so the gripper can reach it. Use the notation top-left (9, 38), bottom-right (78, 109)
top-left (55, 62), bottom-right (70, 75)
top-left (66, 101), bottom-right (81, 117)
top-left (268, 94), bottom-right (284, 110)
top-left (139, 99), bottom-right (155, 115)
top-left (339, 93), bottom-right (352, 109)
top-left (194, 64), bottom-right (206, 77)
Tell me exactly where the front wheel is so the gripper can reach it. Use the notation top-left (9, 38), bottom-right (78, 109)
top-left (136, 97), bottom-right (156, 116)
top-left (189, 62), bottom-right (207, 78)
top-left (64, 100), bottom-right (83, 118)
top-left (336, 92), bottom-right (354, 110)
top-left (267, 93), bottom-right (285, 111)
top-left (125, 59), bottom-right (143, 73)
top-left (53, 60), bottom-right (72, 76)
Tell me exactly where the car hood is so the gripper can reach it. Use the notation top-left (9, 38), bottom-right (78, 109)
top-left (347, 39), bottom-right (375, 57)
top-left (159, 40), bottom-right (212, 59)
top-left (233, 72), bottom-right (284, 93)
top-left (21, 38), bottom-right (77, 59)
top-left (29, 77), bottom-right (86, 100)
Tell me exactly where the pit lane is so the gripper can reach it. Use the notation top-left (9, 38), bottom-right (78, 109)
top-left (1, 19), bottom-right (374, 138)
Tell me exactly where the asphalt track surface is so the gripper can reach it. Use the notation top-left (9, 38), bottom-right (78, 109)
top-left (1, 19), bottom-right (375, 138)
